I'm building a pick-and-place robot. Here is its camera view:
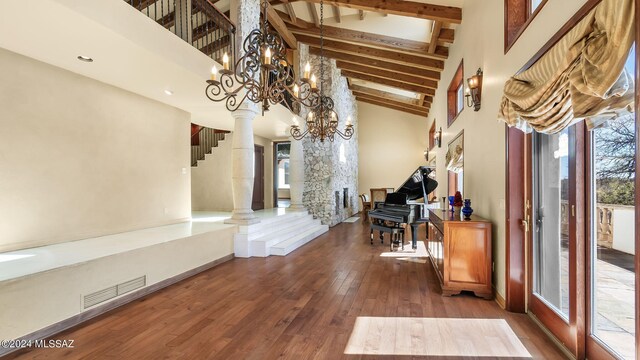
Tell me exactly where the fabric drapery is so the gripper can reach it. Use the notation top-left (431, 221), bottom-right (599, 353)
top-left (498, 0), bottom-right (635, 134)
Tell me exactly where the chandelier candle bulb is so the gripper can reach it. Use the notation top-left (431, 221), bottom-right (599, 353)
top-left (347, 116), bottom-right (352, 126)
top-left (304, 62), bottom-right (311, 80)
top-left (293, 84), bottom-right (299, 97)
top-left (311, 74), bottom-right (317, 89)
top-left (264, 47), bottom-right (271, 65)
top-left (211, 66), bottom-right (217, 81)
top-left (222, 53), bottom-right (229, 71)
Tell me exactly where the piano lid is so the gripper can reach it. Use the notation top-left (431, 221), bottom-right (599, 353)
top-left (395, 166), bottom-right (438, 201)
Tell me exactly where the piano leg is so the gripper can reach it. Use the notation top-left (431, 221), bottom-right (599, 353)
top-left (380, 232), bottom-right (384, 245)
top-left (370, 229), bottom-right (374, 245)
top-left (410, 224), bottom-right (419, 250)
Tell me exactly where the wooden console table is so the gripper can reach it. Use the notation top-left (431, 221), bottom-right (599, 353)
top-left (427, 209), bottom-right (492, 299)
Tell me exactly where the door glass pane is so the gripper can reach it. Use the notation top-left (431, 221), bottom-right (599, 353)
top-left (531, 0), bottom-right (543, 13)
top-left (533, 128), bottom-right (570, 319)
top-left (590, 48), bottom-right (636, 360)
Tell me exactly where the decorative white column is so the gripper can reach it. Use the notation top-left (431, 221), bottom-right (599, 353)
top-left (225, 101), bottom-right (260, 224)
top-left (289, 136), bottom-right (305, 210)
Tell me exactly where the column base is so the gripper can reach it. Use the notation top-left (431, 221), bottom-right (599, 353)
top-left (225, 218), bottom-right (261, 225)
top-left (224, 210), bottom-right (260, 225)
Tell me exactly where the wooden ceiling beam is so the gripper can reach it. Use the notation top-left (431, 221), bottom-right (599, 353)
top-left (288, 20), bottom-right (448, 59)
top-left (281, 0), bottom-right (461, 23)
top-left (336, 61), bottom-right (438, 89)
top-left (333, 6), bottom-right (341, 23)
top-left (438, 28), bottom-right (454, 44)
top-left (309, 47), bottom-right (440, 80)
top-left (341, 70), bottom-right (436, 96)
top-left (284, 3), bottom-right (297, 25)
top-left (428, 21), bottom-right (442, 53)
top-left (349, 84), bottom-right (432, 105)
top-left (296, 34), bottom-right (443, 70)
top-left (308, 3), bottom-right (320, 26)
top-left (266, 3), bottom-right (298, 49)
top-left (355, 93), bottom-right (430, 112)
top-left (357, 97), bottom-right (429, 117)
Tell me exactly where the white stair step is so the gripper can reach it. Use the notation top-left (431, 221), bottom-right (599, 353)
top-left (245, 212), bottom-right (312, 240)
top-left (249, 217), bottom-right (322, 256)
top-left (252, 216), bottom-right (322, 249)
top-left (269, 224), bottom-right (328, 256)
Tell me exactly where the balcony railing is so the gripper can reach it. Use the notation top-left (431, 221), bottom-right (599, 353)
top-left (125, 0), bottom-right (235, 65)
top-left (561, 201), bottom-right (635, 254)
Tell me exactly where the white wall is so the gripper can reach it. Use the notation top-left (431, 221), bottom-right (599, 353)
top-left (358, 103), bottom-right (427, 204)
top-left (0, 48), bottom-right (191, 252)
top-left (425, 0), bottom-right (589, 297)
top-left (191, 134), bottom-right (274, 211)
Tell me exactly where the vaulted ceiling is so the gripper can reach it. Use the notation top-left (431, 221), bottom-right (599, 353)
top-left (269, 0), bottom-right (462, 118)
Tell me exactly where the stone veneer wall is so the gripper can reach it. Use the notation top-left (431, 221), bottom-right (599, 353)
top-left (235, 0), bottom-right (260, 59)
top-left (298, 44), bottom-right (359, 226)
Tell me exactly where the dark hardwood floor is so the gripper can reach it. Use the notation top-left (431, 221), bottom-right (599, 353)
top-left (5, 218), bottom-right (566, 359)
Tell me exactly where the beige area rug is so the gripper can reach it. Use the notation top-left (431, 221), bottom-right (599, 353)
top-left (345, 317), bottom-right (531, 357)
top-left (379, 240), bottom-right (428, 258)
top-left (343, 216), bottom-right (360, 223)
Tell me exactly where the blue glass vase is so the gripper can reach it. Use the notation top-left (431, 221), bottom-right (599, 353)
top-left (462, 199), bottom-right (473, 219)
top-left (448, 196), bottom-right (455, 212)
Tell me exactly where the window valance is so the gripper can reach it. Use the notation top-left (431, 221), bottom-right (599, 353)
top-left (498, 0), bottom-right (635, 134)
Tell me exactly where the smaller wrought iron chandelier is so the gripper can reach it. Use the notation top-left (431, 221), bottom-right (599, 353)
top-left (206, 0), bottom-right (318, 114)
top-left (291, 96), bottom-right (353, 142)
top-left (290, 0), bottom-right (353, 142)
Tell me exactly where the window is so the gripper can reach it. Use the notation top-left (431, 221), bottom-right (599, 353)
top-left (447, 60), bottom-right (464, 127)
top-left (456, 84), bottom-right (464, 114)
top-left (504, 0), bottom-right (549, 53)
top-left (276, 142), bottom-right (290, 189)
top-left (530, 0), bottom-right (543, 13)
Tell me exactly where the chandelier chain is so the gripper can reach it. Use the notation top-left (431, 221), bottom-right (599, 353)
top-left (320, 0), bottom-right (324, 96)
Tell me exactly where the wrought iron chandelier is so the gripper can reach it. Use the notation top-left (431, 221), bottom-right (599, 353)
top-left (290, 0), bottom-right (353, 142)
top-left (205, 0), bottom-right (318, 114)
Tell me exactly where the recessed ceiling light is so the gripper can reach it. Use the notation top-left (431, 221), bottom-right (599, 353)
top-left (77, 55), bottom-right (93, 62)
top-left (164, 89), bottom-right (173, 95)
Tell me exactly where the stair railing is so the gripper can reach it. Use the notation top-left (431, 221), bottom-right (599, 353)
top-left (125, 0), bottom-right (236, 65)
top-left (191, 127), bottom-right (230, 166)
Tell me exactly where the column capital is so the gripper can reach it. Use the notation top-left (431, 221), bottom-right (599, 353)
top-left (229, 93), bottom-right (260, 119)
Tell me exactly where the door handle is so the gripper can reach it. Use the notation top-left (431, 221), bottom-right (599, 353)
top-left (521, 215), bottom-right (530, 233)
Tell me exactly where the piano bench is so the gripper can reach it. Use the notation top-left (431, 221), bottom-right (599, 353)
top-left (369, 224), bottom-right (406, 251)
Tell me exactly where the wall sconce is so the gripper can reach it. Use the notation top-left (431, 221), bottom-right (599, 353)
top-left (465, 68), bottom-right (483, 111)
top-left (434, 127), bottom-right (442, 148)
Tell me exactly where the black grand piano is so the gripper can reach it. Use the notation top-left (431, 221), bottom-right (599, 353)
top-left (368, 166), bottom-right (438, 250)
